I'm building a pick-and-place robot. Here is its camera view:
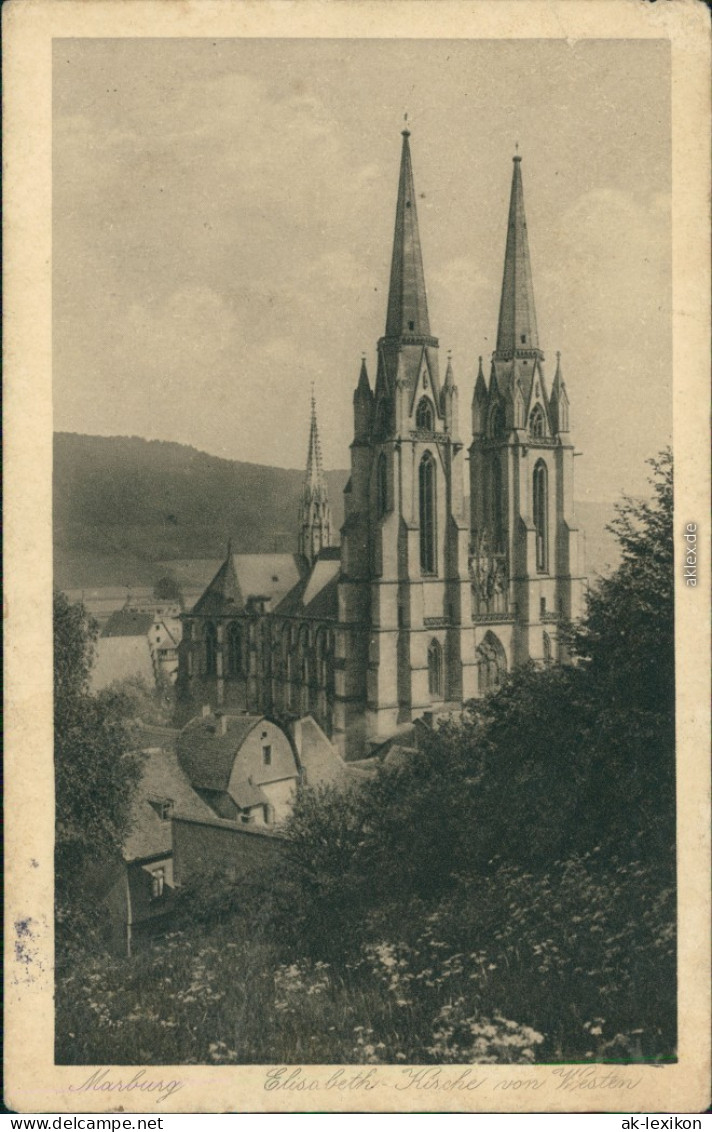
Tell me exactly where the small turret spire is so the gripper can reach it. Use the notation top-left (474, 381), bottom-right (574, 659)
top-left (298, 389), bottom-right (332, 566)
top-left (385, 128), bottom-right (431, 339)
top-left (495, 155), bottom-right (541, 360)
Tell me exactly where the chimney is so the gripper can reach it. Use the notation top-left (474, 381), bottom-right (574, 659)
top-left (215, 711), bottom-right (228, 736)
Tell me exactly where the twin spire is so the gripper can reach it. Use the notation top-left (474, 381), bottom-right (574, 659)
top-left (495, 155), bottom-right (540, 359)
top-left (384, 134), bottom-right (540, 363)
top-left (385, 130), bottom-right (431, 340)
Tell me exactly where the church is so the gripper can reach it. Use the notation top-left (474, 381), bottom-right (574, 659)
top-left (176, 130), bottom-right (586, 759)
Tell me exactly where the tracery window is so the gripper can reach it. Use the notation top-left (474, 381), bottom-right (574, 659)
top-left (227, 621), bottom-right (242, 676)
top-left (427, 639), bottom-right (443, 699)
top-left (376, 452), bottom-right (388, 518)
top-left (477, 631), bottom-right (507, 693)
top-left (416, 397), bottom-right (434, 431)
top-left (490, 403), bottom-right (506, 440)
top-left (533, 459), bottom-right (549, 573)
top-left (419, 451), bottom-right (437, 575)
top-left (529, 404), bottom-right (545, 438)
top-left (204, 622), bottom-right (218, 676)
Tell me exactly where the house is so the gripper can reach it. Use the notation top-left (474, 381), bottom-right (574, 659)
top-left (107, 709), bottom-right (349, 953)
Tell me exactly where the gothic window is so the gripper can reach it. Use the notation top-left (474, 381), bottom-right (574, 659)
top-left (416, 397), bottom-right (434, 431)
top-left (227, 621), bottom-right (242, 676)
top-left (477, 631), bottom-right (507, 693)
top-left (419, 451), bottom-right (437, 575)
top-left (376, 453), bottom-right (388, 518)
top-left (529, 404), bottom-right (545, 438)
top-left (490, 403), bottom-right (506, 440)
top-left (533, 459), bottom-right (549, 573)
top-left (492, 455), bottom-right (504, 552)
top-left (543, 631), bottom-right (552, 667)
top-left (427, 639), bottom-right (443, 699)
top-left (204, 622), bottom-right (218, 676)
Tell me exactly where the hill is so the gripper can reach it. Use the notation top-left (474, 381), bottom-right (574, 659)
top-left (53, 433), bottom-right (618, 591)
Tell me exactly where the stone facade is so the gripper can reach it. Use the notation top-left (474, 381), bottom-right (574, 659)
top-left (177, 133), bottom-right (586, 759)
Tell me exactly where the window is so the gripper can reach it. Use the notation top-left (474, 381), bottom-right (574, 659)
top-left (477, 632), bottom-right (507, 693)
top-left (204, 622), bottom-right (218, 676)
top-left (416, 397), bottom-right (434, 431)
top-left (521, 334), bottom-right (527, 344)
top-left (262, 745), bottom-right (272, 767)
top-left (533, 460), bottom-right (549, 573)
top-left (263, 804), bottom-right (275, 825)
top-left (529, 404), bottom-right (545, 438)
top-left (540, 596), bottom-right (546, 617)
top-left (427, 639), bottom-right (443, 699)
top-left (492, 456), bottom-right (504, 552)
top-left (150, 799), bottom-right (174, 822)
top-left (151, 868), bottom-right (165, 900)
top-left (227, 621), bottom-right (242, 676)
top-left (419, 452), bottom-right (437, 574)
top-left (408, 319), bottom-right (414, 330)
top-left (490, 403), bottom-right (506, 440)
top-left (376, 453), bottom-right (388, 518)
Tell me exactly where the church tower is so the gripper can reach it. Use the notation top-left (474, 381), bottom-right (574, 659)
top-left (469, 155), bottom-right (585, 684)
top-left (337, 129), bottom-right (476, 753)
top-left (297, 389), bottom-right (332, 567)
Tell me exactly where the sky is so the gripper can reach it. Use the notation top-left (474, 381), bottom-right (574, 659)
top-left (53, 37), bottom-right (671, 503)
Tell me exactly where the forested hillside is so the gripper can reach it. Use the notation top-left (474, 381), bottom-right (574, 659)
top-left (54, 432), bottom-right (618, 589)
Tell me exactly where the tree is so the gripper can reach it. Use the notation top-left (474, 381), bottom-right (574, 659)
top-left (280, 451), bottom-right (676, 941)
top-left (54, 591), bottom-right (143, 901)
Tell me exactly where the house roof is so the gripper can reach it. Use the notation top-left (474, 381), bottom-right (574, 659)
top-left (90, 636), bottom-right (155, 692)
top-left (102, 610), bottom-right (154, 638)
top-left (123, 748), bottom-right (216, 862)
top-left (296, 716), bottom-right (347, 787)
top-left (177, 713), bottom-right (263, 791)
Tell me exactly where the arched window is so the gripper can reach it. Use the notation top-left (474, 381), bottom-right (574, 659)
top-left (416, 397), bottom-right (434, 431)
top-left (427, 639), bottom-right (443, 699)
top-left (490, 403), bottom-right (506, 440)
top-left (529, 404), bottom-right (545, 438)
top-left (543, 631), bottom-right (552, 667)
top-left (227, 621), bottom-right (242, 676)
top-left (533, 459), bottom-right (549, 573)
top-left (492, 456), bottom-right (504, 552)
top-left (477, 631), bottom-right (507, 693)
top-left (376, 452), bottom-right (388, 518)
top-left (204, 622), bottom-right (218, 676)
top-left (419, 451), bottom-right (437, 574)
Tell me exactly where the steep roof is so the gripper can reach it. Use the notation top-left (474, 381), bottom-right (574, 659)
top-left (176, 713), bottom-right (264, 792)
top-left (190, 553), bottom-right (304, 617)
top-left (385, 130), bottom-right (431, 339)
top-left (495, 156), bottom-right (541, 361)
top-left (123, 748), bottom-right (215, 862)
top-left (90, 636), bottom-right (155, 692)
top-left (102, 610), bottom-right (154, 638)
top-left (275, 552), bottom-right (340, 620)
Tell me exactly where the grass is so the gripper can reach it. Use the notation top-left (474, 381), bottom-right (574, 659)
top-left (55, 856), bottom-right (675, 1067)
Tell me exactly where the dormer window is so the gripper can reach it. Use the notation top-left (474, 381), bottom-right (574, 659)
top-left (149, 798), bottom-right (174, 822)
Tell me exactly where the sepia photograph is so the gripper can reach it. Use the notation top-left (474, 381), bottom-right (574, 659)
top-left (4, 0), bottom-right (710, 1115)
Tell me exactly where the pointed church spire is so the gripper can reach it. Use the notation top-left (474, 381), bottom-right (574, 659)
top-left (298, 389), bottom-right (332, 566)
top-left (495, 155), bottom-right (540, 360)
top-left (304, 385), bottom-right (325, 490)
top-left (385, 129), bottom-right (431, 339)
